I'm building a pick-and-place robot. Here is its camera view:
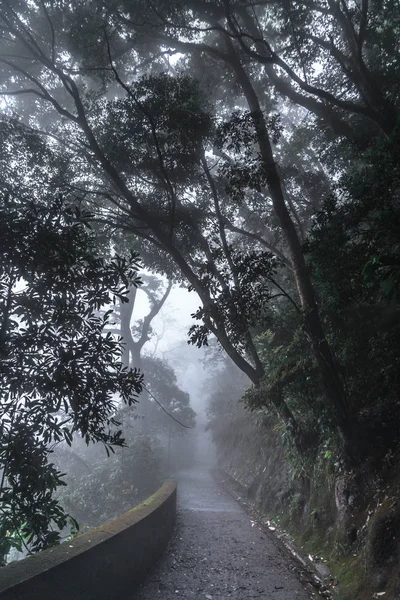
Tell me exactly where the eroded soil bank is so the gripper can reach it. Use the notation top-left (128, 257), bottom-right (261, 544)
top-left (132, 468), bottom-right (316, 600)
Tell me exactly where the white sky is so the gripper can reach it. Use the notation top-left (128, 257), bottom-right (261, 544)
top-left (132, 283), bottom-right (214, 417)
top-left (132, 283), bottom-right (201, 353)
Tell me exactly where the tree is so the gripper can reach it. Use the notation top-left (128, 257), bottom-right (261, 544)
top-left (109, 273), bottom-right (196, 434)
top-left (1, 0), bottom-right (399, 458)
top-left (104, 0), bottom-right (353, 440)
top-left (101, 0), bottom-right (399, 448)
top-left (119, 0), bottom-right (398, 138)
top-left (0, 192), bottom-right (142, 563)
top-left (0, 14), bottom-right (267, 386)
top-left (118, 275), bottom-right (173, 371)
top-left (0, 1), bottom-right (337, 446)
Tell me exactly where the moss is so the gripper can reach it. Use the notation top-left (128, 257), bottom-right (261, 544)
top-left (329, 556), bottom-right (366, 600)
top-left (365, 498), bottom-right (400, 587)
top-left (218, 413), bottom-right (400, 600)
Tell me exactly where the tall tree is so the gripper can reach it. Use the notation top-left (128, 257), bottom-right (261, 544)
top-left (0, 11), bottom-right (270, 388)
top-left (1, 0), bottom-right (398, 452)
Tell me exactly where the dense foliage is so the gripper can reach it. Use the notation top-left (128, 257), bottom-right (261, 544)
top-left (0, 0), bottom-right (400, 573)
top-left (0, 195), bottom-right (142, 563)
top-left (53, 433), bottom-right (164, 529)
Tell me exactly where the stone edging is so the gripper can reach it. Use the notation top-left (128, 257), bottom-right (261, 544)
top-left (0, 479), bottom-right (177, 600)
top-left (215, 470), bottom-right (333, 600)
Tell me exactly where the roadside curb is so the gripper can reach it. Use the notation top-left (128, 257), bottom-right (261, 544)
top-left (0, 479), bottom-right (177, 600)
top-left (214, 469), bottom-right (337, 600)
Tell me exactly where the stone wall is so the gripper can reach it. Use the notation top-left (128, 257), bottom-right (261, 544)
top-left (0, 479), bottom-right (177, 600)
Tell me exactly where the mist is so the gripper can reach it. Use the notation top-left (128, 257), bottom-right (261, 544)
top-left (1, 2), bottom-right (400, 598)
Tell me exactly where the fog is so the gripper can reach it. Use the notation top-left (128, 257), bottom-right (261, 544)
top-left (2, 7), bottom-right (397, 595)
top-left (44, 281), bottom-right (220, 540)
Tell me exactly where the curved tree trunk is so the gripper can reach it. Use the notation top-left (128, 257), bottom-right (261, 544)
top-left (224, 37), bottom-right (353, 445)
top-left (119, 286), bottom-right (137, 369)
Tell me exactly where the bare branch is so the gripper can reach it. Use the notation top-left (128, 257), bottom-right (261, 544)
top-left (39, 0), bottom-right (56, 64)
top-left (0, 58), bottom-right (79, 122)
top-left (0, 87), bottom-right (47, 98)
top-left (358, 0), bottom-right (369, 53)
top-left (268, 276), bottom-right (301, 313)
top-left (223, 218), bottom-right (291, 268)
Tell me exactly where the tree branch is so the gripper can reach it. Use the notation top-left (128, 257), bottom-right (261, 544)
top-left (138, 280), bottom-right (173, 353)
top-left (223, 218), bottom-right (291, 268)
top-left (104, 28), bottom-right (178, 239)
top-left (358, 0), bottom-right (369, 53)
top-left (222, 24), bottom-right (375, 120)
top-left (0, 58), bottom-right (79, 123)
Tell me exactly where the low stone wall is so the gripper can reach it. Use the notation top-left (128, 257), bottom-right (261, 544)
top-left (0, 479), bottom-right (177, 600)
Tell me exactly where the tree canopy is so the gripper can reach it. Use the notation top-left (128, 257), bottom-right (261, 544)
top-left (0, 0), bottom-right (399, 487)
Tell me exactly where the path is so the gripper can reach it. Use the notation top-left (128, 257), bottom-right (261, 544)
top-left (133, 467), bottom-right (313, 599)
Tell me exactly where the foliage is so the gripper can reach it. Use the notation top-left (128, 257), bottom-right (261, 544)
top-left (140, 355), bottom-right (196, 433)
top-left (96, 72), bottom-right (213, 185)
top-left (54, 433), bottom-right (164, 529)
top-left (304, 133), bottom-right (400, 453)
top-left (188, 250), bottom-right (279, 351)
top-left (0, 0), bottom-right (400, 484)
top-left (215, 110), bottom-right (282, 203)
top-left (0, 194), bottom-right (143, 564)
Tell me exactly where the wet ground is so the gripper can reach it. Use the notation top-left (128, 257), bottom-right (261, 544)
top-left (133, 468), bottom-right (313, 600)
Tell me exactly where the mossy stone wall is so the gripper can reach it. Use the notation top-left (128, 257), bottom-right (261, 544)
top-left (0, 479), bottom-right (177, 600)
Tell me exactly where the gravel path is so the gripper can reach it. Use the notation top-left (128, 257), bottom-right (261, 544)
top-left (133, 468), bottom-right (314, 600)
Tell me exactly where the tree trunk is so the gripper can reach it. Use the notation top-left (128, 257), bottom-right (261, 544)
top-left (119, 286), bottom-right (137, 369)
top-left (48, 48), bottom-right (304, 441)
top-left (225, 38), bottom-right (353, 442)
top-left (118, 287), bottom-right (152, 433)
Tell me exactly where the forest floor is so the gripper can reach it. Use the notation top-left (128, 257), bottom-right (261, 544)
top-left (132, 467), bottom-right (320, 600)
